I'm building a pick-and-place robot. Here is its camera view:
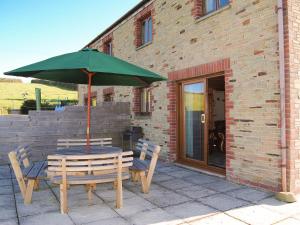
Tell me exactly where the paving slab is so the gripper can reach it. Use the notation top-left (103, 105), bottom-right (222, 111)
top-left (0, 218), bottom-right (18, 225)
top-left (152, 173), bottom-right (174, 183)
top-left (226, 187), bottom-right (273, 203)
top-left (0, 207), bottom-right (17, 220)
top-left (159, 179), bottom-right (195, 190)
top-left (67, 192), bottom-right (103, 209)
top-left (127, 207), bottom-right (185, 225)
top-left (0, 179), bottom-right (12, 187)
top-left (257, 196), bottom-right (300, 217)
top-left (19, 212), bottom-right (74, 225)
top-left (51, 184), bottom-right (87, 198)
top-left (141, 188), bottom-right (191, 207)
top-left (202, 180), bottom-right (245, 193)
top-left (227, 204), bottom-right (286, 225)
top-left (163, 201), bottom-right (219, 222)
top-left (0, 185), bottom-right (13, 195)
top-left (124, 181), bottom-right (161, 193)
top-left (175, 185), bottom-right (217, 199)
top-left (199, 193), bottom-right (249, 211)
top-left (189, 213), bottom-right (247, 225)
top-left (183, 174), bottom-right (221, 185)
top-left (168, 170), bottom-right (201, 179)
top-left (0, 194), bottom-right (15, 207)
top-left (68, 204), bottom-right (119, 224)
top-left (0, 166), bottom-right (11, 179)
top-left (274, 218), bottom-right (300, 225)
top-left (95, 187), bottom-right (137, 202)
top-left (108, 195), bottom-right (157, 217)
top-left (15, 190), bottom-right (59, 217)
top-left (156, 166), bottom-right (184, 174)
top-left (83, 217), bottom-right (131, 225)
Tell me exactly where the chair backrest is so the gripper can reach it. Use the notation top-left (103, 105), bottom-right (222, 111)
top-left (8, 146), bottom-right (32, 198)
top-left (135, 139), bottom-right (161, 160)
top-left (57, 138), bottom-right (113, 150)
top-left (47, 151), bottom-right (133, 178)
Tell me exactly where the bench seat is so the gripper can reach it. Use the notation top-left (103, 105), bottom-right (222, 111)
top-left (22, 161), bottom-right (47, 179)
top-left (130, 158), bottom-right (150, 171)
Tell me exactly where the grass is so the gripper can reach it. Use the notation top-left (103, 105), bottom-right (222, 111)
top-left (0, 82), bottom-right (78, 114)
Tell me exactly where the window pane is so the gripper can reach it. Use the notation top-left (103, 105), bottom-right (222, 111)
top-left (108, 42), bottom-right (112, 56)
top-left (219, 0), bottom-right (229, 7)
top-left (148, 17), bottom-right (152, 42)
top-left (206, 0), bottom-right (216, 13)
top-left (141, 21), bottom-right (146, 45)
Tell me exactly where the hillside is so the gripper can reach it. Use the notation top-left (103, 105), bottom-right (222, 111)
top-left (0, 82), bottom-right (78, 114)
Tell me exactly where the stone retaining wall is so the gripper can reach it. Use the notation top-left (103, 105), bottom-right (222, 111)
top-left (0, 102), bottom-right (130, 164)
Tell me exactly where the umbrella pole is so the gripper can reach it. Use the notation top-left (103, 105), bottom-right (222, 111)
top-left (86, 72), bottom-right (94, 148)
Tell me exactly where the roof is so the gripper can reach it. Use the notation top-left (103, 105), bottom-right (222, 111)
top-left (84, 0), bottom-right (151, 48)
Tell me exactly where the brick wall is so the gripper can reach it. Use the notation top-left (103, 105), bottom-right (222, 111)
top-left (0, 103), bottom-right (130, 165)
top-left (79, 0), bottom-right (284, 191)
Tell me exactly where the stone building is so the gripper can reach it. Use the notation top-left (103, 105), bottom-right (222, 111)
top-left (78, 0), bottom-right (300, 195)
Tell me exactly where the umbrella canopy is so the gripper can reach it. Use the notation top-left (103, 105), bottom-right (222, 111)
top-left (5, 48), bottom-right (166, 146)
top-left (5, 48), bottom-right (166, 86)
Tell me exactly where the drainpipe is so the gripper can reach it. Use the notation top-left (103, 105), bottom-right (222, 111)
top-left (277, 0), bottom-right (287, 193)
top-left (276, 0), bottom-right (297, 202)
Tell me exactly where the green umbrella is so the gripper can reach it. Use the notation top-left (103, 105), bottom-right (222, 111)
top-left (5, 48), bottom-right (166, 146)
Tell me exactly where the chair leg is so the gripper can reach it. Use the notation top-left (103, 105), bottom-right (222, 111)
top-left (60, 184), bottom-right (68, 214)
top-left (116, 179), bottom-right (123, 209)
top-left (140, 172), bottom-right (148, 194)
top-left (33, 180), bottom-right (40, 191)
top-left (132, 171), bottom-right (139, 182)
top-left (24, 179), bottom-right (35, 204)
top-left (87, 185), bottom-right (93, 205)
top-left (113, 181), bottom-right (117, 190)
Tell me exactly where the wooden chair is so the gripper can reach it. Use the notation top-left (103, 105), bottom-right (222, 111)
top-left (47, 151), bottom-right (133, 214)
top-left (130, 139), bottom-right (161, 193)
top-left (57, 138), bottom-right (113, 150)
top-left (8, 146), bottom-right (47, 204)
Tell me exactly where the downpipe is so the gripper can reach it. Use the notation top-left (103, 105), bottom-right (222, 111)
top-left (276, 0), bottom-right (297, 202)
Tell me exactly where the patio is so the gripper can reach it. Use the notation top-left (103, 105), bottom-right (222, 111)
top-left (1, 161), bottom-right (300, 225)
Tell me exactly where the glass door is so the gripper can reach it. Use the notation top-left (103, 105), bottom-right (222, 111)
top-left (181, 80), bottom-right (207, 163)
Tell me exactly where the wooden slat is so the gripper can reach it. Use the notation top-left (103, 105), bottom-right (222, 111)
top-left (48, 157), bottom-right (133, 166)
top-left (51, 173), bottom-right (130, 185)
top-left (48, 162), bottom-right (133, 172)
top-left (48, 151), bottom-right (132, 160)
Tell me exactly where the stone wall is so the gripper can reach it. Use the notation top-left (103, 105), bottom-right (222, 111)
top-left (78, 0), bottom-right (282, 191)
top-left (0, 103), bottom-right (130, 165)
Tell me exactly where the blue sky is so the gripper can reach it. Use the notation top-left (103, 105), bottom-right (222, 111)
top-left (0, 0), bottom-right (139, 81)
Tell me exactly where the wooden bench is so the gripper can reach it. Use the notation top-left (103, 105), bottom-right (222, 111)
top-left (8, 146), bottom-right (47, 204)
top-left (57, 138), bottom-right (112, 150)
top-left (130, 139), bottom-right (161, 193)
top-left (47, 151), bottom-right (133, 214)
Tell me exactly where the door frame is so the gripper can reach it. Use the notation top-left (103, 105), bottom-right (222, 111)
top-left (177, 74), bottom-right (226, 175)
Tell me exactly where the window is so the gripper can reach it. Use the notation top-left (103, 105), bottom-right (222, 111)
top-left (84, 91), bottom-right (97, 106)
top-left (104, 41), bottom-right (113, 56)
top-left (205, 0), bottom-right (229, 14)
top-left (84, 96), bottom-right (97, 106)
top-left (141, 16), bottom-right (152, 45)
top-left (104, 93), bottom-right (114, 102)
top-left (140, 88), bottom-right (151, 113)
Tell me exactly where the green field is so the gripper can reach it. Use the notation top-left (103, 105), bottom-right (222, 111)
top-left (0, 82), bottom-right (78, 114)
